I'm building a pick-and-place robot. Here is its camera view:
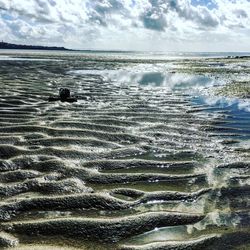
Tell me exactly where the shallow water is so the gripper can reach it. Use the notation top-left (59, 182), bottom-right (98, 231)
top-left (0, 51), bottom-right (249, 249)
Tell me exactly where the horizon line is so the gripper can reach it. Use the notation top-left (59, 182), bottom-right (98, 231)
top-left (1, 41), bottom-right (250, 54)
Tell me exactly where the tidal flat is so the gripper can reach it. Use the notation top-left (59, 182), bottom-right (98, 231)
top-left (0, 51), bottom-right (249, 250)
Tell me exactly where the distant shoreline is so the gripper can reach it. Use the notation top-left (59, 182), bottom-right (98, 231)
top-left (2, 42), bottom-right (250, 54)
top-left (0, 41), bottom-right (72, 51)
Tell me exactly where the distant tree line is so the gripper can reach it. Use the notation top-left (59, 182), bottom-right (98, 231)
top-left (0, 41), bottom-right (70, 51)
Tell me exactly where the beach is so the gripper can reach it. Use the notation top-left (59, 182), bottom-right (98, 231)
top-left (0, 50), bottom-right (249, 249)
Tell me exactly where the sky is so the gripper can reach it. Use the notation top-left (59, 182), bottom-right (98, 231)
top-left (0, 0), bottom-right (250, 52)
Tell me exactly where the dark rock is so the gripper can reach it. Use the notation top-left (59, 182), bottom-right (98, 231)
top-left (48, 88), bottom-right (77, 102)
top-left (59, 88), bottom-right (71, 100)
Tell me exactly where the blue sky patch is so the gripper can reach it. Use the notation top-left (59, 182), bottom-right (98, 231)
top-left (2, 13), bottom-right (14, 21)
top-left (191, 0), bottom-right (217, 9)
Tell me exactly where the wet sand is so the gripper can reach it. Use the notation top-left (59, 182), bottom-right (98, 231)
top-left (0, 51), bottom-right (249, 249)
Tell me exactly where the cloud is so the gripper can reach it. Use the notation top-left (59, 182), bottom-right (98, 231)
top-left (140, 0), bottom-right (168, 31)
top-left (0, 0), bottom-right (249, 51)
top-left (87, 0), bottom-right (128, 26)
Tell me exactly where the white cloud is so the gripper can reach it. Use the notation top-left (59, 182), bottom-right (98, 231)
top-left (0, 0), bottom-right (249, 51)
